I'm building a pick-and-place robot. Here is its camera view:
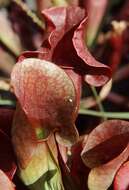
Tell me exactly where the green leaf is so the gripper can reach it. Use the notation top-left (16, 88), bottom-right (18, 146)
top-left (19, 143), bottom-right (64, 190)
top-left (12, 105), bottom-right (64, 190)
top-left (29, 169), bottom-right (64, 190)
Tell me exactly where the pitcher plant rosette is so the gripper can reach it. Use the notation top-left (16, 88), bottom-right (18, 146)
top-left (1, 4), bottom-right (129, 190)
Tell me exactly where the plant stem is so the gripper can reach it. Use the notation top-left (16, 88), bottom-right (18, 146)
top-left (0, 99), bottom-right (15, 106)
top-left (12, 0), bottom-right (45, 29)
top-left (79, 109), bottom-right (129, 119)
top-left (90, 86), bottom-right (107, 120)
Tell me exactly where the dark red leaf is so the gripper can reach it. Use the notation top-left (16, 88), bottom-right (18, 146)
top-left (105, 28), bottom-right (124, 74)
top-left (19, 6), bottom-right (111, 89)
top-left (0, 129), bottom-right (16, 179)
top-left (81, 120), bottom-right (129, 190)
top-left (12, 104), bottom-right (37, 169)
top-left (116, 0), bottom-right (129, 21)
top-left (58, 146), bottom-right (81, 190)
top-left (0, 108), bottom-right (14, 136)
top-left (73, 17), bottom-right (111, 86)
top-left (11, 59), bottom-right (79, 147)
top-left (70, 136), bottom-right (90, 190)
top-left (88, 145), bottom-right (129, 190)
top-left (82, 120), bottom-right (129, 168)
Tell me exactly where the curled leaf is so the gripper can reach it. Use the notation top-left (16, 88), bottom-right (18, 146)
top-left (88, 145), bottom-right (129, 190)
top-left (81, 120), bottom-right (129, 168)
top-left (44, 6), bottom-right (111, 86)
top-left (73, 17), bottom-right (111, 86)
top-left (20, 6), bottom-right (111, 89)
top-left (81, 120), bottom-right (129, 190)
top-left (41, 6), bottom-right (85, 58)
top-left (11, 58), bottom-right (78, 146)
